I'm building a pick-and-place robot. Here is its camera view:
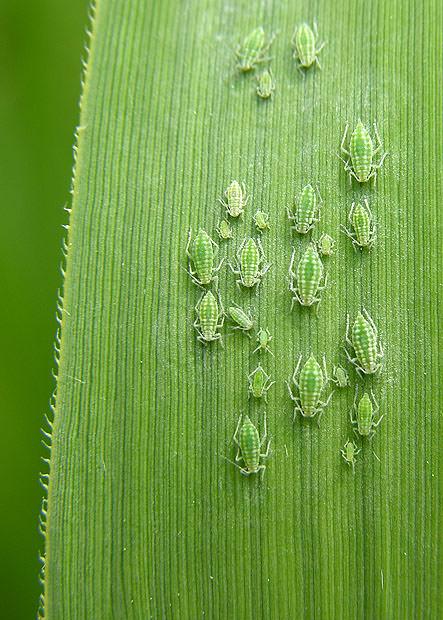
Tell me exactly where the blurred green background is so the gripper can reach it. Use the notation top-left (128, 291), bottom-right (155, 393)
top-left (0, 1), bottom-right (88, 617)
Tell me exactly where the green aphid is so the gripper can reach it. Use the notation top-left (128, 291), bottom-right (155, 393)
top-left (193, 290), bottom-right (224, 344)
top-left (228, 303), bottom-right (254, 334)
top-left (253, 210), bottom-right (270, 232)
top-left (248, 365), bottom-right (275, 401)
top-left (317, 232), bottom-right (335, 256)
top-left (286, 354), bottom-right (333, 423)
top-left (216, 219), bottom-right (233, 240)
top-left (339, 120), bottom-right (388, 184)
top-left (289, 243), bottom-right (327, 308)
top-left (230, 237), bottom-right (271, 289)
top-left (345, 309), bottom-right (383, 376)
top-left (224, 414), bottom-right (270, 476)
top-left (341, 200), bottom-right (376, 251)
top-left (287, 184), bottom-right (321, 234)
top-left (351, 387), bottom-right (384, 438)
top-left (332, 364), bottom-right (349, 388)
top-left (235, 27), bottom-right (275, 73)
top-left (186, 228), bottom-right (224, 287)
top-left (256, 69), bottom-right (275, 99)
top-left (341, 439), bottom-right (360, 474)
top-left (219, 180), bottom-right (248, 218)
top-left (291, 22), bottom-right (325, 70)
top-left (253, 328), bottom-right (274, 356)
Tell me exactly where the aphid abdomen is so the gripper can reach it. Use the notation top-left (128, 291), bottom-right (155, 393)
top-left (296, 184), bottom-right (316, 233)
top-left (352, 315), bottom-right (377, 372)
top-left (350, 123), bottom-right (373, 182)
top-left (357, 393), bottom-right (373, 435)
top-left (299, 357), bottom-right (323, 415)
top-left (193, 230), bottom-right (214, 284)
top-left (240, 419), bottom-right (260, 471)
top-left (241, 239), bottom-right (260, 287)
top-left (352, 204), bottom-right (371, 245)
top-left (297, 245), bottom-right (323, 304)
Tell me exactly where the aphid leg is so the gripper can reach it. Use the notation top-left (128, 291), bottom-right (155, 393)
top-left (220, 454), bottom-right (247, 474)
top-left (322, 354), bottom-right (330, 384)
top-left (185, 228), bottom-right (193, 258)
top-left (232, 414), bottom-right (243, 447)
top-left (260, 412), bottom-right (268, 447)
top-left (340, 124), bottom-right (351, 156)
top-left (372, 122), bottom-right (386, 158)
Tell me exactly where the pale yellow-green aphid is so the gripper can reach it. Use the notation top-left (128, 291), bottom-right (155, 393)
top-left (339, 120), bottom-right (387, 184)
top-left (286, 354), bottom-right (333, 424)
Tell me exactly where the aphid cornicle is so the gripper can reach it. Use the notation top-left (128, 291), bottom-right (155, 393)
top-left (253, 328), bottom-right (274, 356)
top-left (228, 303), bottom-right (254, 334)
top-left (186, 229), bottom-right (224, 287)
top-left (216, 219), bottom-right (233, 240)
top-left (292, 22), bottom-right (325, 70)
top-left (286, 354), bottom-right (333, 423)
top-left (317, 233), bottom-right (335, 256)
top-left (230, 237), bottom-right (271, 289)
top-left (219, 181), bottom-right (248, 218)
top-left (341, 439), bottom-right (360, 474)
top-left (256, 69), bottom-right (275, 99)
top-left (288, 243), bottom-right (327, 309)
top-left (287, 184), bottom-right (321, 234)
top-left (253, 210), bottom-right (270, 232)
top-left (235, 27), bottom-right (275, 73)
top-left (341, 200), bottom-right (376, 250)
top-left (248, 365), bottom-right (275, 401)
top-left (193, 290), bottom-right (224, 344)
top-left (332, 364), bottom-right (349, 388)
top-left (339, 120), bottom-right (388, 184)
top-left (345, 309), bottom-right (383, 376)
top-left (226, 414), bottom-right (271, 476)
top-left (351, 387), bottom-right (384, 438)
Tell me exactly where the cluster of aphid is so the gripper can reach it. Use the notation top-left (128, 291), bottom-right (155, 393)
top-left (234, 22), bottom-right (324, 100)
top-left (187, 22), bottom-right (390, 475)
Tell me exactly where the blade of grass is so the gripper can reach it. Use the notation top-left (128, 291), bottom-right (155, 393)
top-left (42, 0), bottom-right (442, 617)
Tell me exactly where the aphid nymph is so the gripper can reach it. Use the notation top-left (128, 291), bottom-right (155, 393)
top-left (253, 210), bottom-right (270, 232)
top-left (235, 27), bottom-right (275, 72)
top-left (341, 199), bottom-right (376, 251)
top-left (350, 387), bottom-right (384, 438)
top-left (256, 69), bottom-right (275, 99)
top-left (248, 365), bottom-right (275, 401)
top-left (216, 219), bottom-right (233, 240)
top-left (287, 184), bottom-right (321, 234)
top-left (224, 414), bottom-right (271, 476)
top-left (228, 303), bottom-right (254, 335)
top-left (186, 228), bottom-right (224, 287)
top-left (317, 232), bottom-right (335, 256)
top-left (288, 243), bottom-right (327, 309)
top-left (339, 120), bottom-right (387, 184)
top-left (253, 328), bottom-right (274, 356)
top-left (219, 180), bottom-right (248, 218)
top-left (332, 364), bottom-right (349, 388)
top-left (291, 22), bottom-right (325, 71)
top-left (341, 439), bottom-right (360, 474)
top-left (344, 309), bottom-right (383, 376)
top-left (193, 290), bottom-right (224, 344)
top-left (286, 354), bottom-right (333, 423)
top-left (230, 237), bottom-right (271, 289)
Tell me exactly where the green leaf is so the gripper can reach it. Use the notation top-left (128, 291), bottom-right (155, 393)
top-left (42, 0), bottom-right (442, 617)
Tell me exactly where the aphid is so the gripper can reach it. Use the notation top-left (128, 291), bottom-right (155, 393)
top-left (228, 303), bottom-right (254, 334)
top-left (253, 210), bottom-right (270, 232)
top-left (193, 290), bottom-right (224, 344)
top-left (288, 243), bottom-right (327, 308)
top-left (287, 184), bottom-right (321, 234)
top-left (219, 180), bottom-right (248, 218)
top-left (216, 219), bottom-right (233, 240)
top-left (317, 232), bottom-right (335, 256)
top-left (253, 328), bottom-right (274, 356)
top-left (224, 414), bottom-right (271, 476)
top-left (291, 22), bottom-right (325, 70)
top-left (186, 228), bottom-right (224, 287)
top-left (248, 365), bottom-right (275, 401)
top-left (351, 387), bottom-right (384, 438)
top-left (345, 309), bottom-right (383, 376)
top-left (230, 237), bottom-right (271, 289)
top-left (341, 200), bottom-right (376, 251)
top-left (235, 27), bottom-right (275, 73)
top-left (256, 69), bottom-right (275, 99)
top-left (339, 120), bottom-right (388, 184)
top-left (332, 364), bottom-right (350, 388)
top-left (341, 439), bottom-right (360, 474)
top-left (286, 354), bottom-right (333, 422)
